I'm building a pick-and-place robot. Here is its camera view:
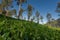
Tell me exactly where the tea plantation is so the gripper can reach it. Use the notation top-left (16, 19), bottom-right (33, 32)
top-left (0, 15), bottom-right (60, 40)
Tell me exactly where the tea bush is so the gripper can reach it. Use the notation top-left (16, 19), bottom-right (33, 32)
top-left (0, 15), bottom-right (60, 40)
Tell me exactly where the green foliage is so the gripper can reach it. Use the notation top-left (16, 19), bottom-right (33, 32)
top-left (0, 15), bottom-right (60, 40)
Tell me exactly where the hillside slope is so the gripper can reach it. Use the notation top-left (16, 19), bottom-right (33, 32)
top-left (0, 15), bottom-right (60, 40)
top-left (46, 18), bottom-right (60, 27)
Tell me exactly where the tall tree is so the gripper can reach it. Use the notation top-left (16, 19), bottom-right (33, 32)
top-left (27, 4), bottom-right (33, 21)
top-left (0, 4), bottom-right (3, 14)
top-left (18, 8), bottom-right (24, 19)
top-left (15, 0), bottom-right (27, 19)
top-left (2, 0), bottom-right (13, 16)
top-left (46, 12), bottom-right (52, 24)
top-left (40, 16), bottom-right (43, 24)
top-left (56, 2), bottom-right (60, 26)
top-left (56, 2), bottom-right (60, 17)
top-left (35, 11), bottom-right (40, 23)
top-left (31, 16), bottom-right (35, 22)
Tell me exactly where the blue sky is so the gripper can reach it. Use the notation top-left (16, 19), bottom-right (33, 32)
top-left (0, 0), bottom-right (60, 24)
top-left (28, 0), bottom-right (60, 23)
top-left (26, 0), bottom-right (60, 23)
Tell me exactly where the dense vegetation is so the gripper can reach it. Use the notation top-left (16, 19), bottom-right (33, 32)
top-left (0, 15), bottom-right (60, 40)
top-left (0, 0), bottom-right (60, 40)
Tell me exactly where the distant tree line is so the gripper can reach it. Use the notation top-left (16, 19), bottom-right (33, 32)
top-left (0, 0), bottom-right (60, 26)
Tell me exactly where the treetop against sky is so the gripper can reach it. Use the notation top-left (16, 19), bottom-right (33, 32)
top-left (0, 0), bottom-right (60, 24)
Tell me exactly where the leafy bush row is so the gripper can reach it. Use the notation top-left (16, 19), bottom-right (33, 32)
top-left (0, 15), bottom-right (60, 40)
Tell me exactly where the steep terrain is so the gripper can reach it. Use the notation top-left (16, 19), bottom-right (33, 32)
top-left (0, 15), bottom-right (60, 40)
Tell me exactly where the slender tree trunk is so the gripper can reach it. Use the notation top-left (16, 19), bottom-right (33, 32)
top-left (37, 18), bottom-right (39, 24)
top-left (18, 4), bottom-right (22, 19)
top-left (28, 16), bottom-right (30, 21)
top-left (18, 4), bottom-right (20, 19)
top-left (5, 7), bottom-right (9, 16)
